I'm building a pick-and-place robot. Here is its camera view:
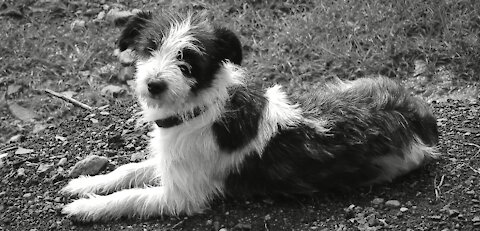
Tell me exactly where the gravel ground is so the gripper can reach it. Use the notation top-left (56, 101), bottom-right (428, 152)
top-left (1, 95), bottom-right (479, 231)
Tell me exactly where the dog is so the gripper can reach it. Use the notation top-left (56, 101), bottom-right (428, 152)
top-left (60, 11), bottom-right (440, 221)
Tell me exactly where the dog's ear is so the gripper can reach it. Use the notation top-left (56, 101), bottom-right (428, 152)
top-left (116, 11), bottom-right (152, 51)
top-left (213, 27), bottom-right (243, 65)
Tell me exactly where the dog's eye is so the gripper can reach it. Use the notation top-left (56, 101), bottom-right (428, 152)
top-left (178, 64), bottom-right (192, 76)
top-left (176, 51), bottom-right (183, 61)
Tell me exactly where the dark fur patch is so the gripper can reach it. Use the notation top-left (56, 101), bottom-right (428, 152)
top-left (212, 86), bottom-right (266, 153)
top-left (185, 27), bottom-right (243, 93)
top-left (116, 11), bottom-right (152, 51)
top-left (224, 123), bottom-right (388, 197)
top-left (225, 77), bottom-right (439, 197)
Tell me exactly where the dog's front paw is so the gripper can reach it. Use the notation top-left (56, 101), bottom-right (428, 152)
top-left (61, 176), bottom-right (98, 196)
top-left (62, 195), bottom-right (118, 222)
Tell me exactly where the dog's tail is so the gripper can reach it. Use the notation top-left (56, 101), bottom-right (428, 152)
top-left (350, 76), bottom-right (440, 183)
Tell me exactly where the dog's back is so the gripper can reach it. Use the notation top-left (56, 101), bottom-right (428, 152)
top-left (225, 76), bottom-right (439, 196)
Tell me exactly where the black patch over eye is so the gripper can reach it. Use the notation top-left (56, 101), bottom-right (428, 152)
top-left (178, 63), bottom-right (192, 76)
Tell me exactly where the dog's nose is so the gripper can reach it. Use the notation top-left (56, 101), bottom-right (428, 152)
top-left (147, 80), bottom-right (168, 95)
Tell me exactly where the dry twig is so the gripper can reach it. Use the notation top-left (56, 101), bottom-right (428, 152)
top-left (44, 89), bottom-right (93, 111)
top-left (434, 174), bottom-right (446, 201)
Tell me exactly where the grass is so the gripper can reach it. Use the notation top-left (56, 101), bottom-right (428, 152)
top-left (1, 0), bottom-right (479, 140)
top-left (204, 0), bottom-right (480, 88)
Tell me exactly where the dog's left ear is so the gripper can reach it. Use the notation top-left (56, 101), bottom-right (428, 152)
top-left (116, 11), bottom-right (153, 51)
top-left (213, 27), bottom-right (243, 65)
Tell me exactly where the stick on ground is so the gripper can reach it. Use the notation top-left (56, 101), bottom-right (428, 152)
top-left (44, 89), bottom-right (94, 111)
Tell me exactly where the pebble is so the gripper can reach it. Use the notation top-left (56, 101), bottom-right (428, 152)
top-left (371, 198), bottom-right (384, 205)
top-left (448, 209), bottom-right (460, 217)
top-left (17, 168), bottom-right (26, 177)
top-left (37, 163), bottom-right (54, 175)
top-left (264, 214), bottom-right (271, 221)
top-left (472, 216), bottom-right (480, 222)
top-left (23, 193), bottom-right (32, 198)
top-left (69, 155), bottom-right (109, 178)
top-left (219, 228), bottom-right (228, 231)
top-left (400, 207), bottom-right (409, 212)
top-left (57, 158), bottom-right (67, 166)
top-left (385, 200), bottom-right (401, 208)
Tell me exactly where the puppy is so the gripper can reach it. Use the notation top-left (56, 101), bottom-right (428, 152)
top-left (61, 11), bottom-right (440, 221)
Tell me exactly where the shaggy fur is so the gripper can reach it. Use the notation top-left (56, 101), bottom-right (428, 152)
top-left (61, 11), bottom-right (440, 221)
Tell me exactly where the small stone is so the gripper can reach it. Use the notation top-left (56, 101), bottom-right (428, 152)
top-left (37, 163), bottom-right (54, 175)
top-left (264, 214), bottom-right (271, 221)
top-left (371, 198), bottom-right (384, 205)
top-left (400, 207), bottom-right (409, 212)
top-left (472, 216), bottom-right (480, 222)
top-left (17, 168), bottom-right (26, 177)
top-left (219, 228), bottom-right (228, 231)
top-left (69, 155), bottom-right (109, 178)
top-left (448, 209), bottom-right (460, 217)
top-left (15, 147), bottom-right (34, 155)
top-left (23, 193), bottom-right (32, 198)
top-left (206, 219), bottom-right (213, 226)
top-left (385, 200), bottom-right (401, 208)
top-left (57, 158), bottom-right (67, 166)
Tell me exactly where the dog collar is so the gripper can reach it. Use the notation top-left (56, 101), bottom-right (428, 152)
top-left (154, 107), bottom-right (204, 128)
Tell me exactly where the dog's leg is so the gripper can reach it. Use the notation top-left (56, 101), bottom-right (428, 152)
top-left (62, 186), bottom-right (198, 221)
top-left (61, 160), bottom-right (158, 196)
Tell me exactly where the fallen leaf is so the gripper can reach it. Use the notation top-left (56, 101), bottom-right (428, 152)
top-left (15, 147), bottom-right (34, 155)
top-left (8, 102), bottom-right (37, 121)
top-left (7, 84), bottom-right (22, 95)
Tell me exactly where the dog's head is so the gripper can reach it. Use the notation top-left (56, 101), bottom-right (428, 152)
top-left (116, 11), bottom-right (243, 115)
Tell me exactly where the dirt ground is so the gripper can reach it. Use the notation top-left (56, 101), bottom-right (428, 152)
top-left (1, 0), bottom-right (480, 230)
